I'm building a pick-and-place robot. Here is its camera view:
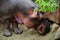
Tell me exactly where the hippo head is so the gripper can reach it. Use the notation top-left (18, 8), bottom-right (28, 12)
top-left (14, 0), bottom-right (44, 24)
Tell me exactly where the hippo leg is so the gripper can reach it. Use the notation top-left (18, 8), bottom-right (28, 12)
top-left (3, 19), bottom-right (12, 37)
top-left (12, 21), bottom-right (23, 34)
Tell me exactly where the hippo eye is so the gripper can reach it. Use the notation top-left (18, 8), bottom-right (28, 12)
top-left (31, 7), bottom-right (35, 9)
top-left (30, 6), bottom-right (36, 10)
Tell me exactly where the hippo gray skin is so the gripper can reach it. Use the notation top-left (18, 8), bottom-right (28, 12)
top-left (15, 11), bottom-right (50, 35)
top-left (0, 0), bottom-right (38, 37)
top-left (0, 0), bottom-right (50, 37)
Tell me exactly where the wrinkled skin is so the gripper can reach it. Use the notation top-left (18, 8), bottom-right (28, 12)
top-left (0, 0), bottom-right (50, 37)
top-left (0, 0), bottom-right (37, 37)
top-left (15, 10), bottom-right (44, 28)
top-left (3, 17), bottom-right (23, 37)
top-left (15, 11), bottom-right (50, 35)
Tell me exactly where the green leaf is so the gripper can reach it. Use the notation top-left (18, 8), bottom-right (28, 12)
top-left (34, 0), bottom-right (59, 12)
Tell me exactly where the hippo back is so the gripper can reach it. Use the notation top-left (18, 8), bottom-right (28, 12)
top-left (0, 0), bottom-right (37, 19)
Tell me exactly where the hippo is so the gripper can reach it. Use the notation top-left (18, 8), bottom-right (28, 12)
top-left (0, 0), bottom-right (50, 37)
top-left (16, 11), bottom-right (50, 35)
top-left (0, 0), bottom-right (38, 37)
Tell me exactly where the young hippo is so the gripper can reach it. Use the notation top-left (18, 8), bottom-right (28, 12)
top-left (15, 11), bottom-right (50, 35)
top-left (0, 0), bottom-right (37, 37)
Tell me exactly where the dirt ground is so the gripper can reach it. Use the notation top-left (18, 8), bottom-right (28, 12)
top-left (0, 23), bottom-right (59, 40)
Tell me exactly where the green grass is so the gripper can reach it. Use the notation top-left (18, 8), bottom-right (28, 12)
top-left (0, 23), bottom-right (58, 40)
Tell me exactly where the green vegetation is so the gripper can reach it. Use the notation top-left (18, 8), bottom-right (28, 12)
top-left (34, 0), bottom-right (59, 12)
